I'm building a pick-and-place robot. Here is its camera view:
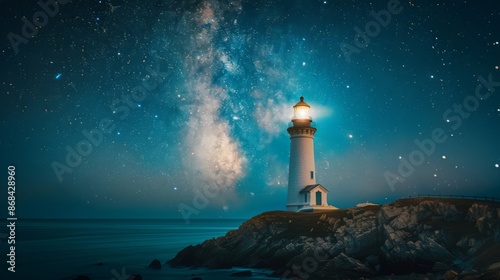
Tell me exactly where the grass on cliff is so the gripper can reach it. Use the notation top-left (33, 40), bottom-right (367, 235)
top-left (389, 197), bottom-right (500, 212)
top-left (244, 205), bottom-right (382, 239)
top-left (241, 198), bottom-right (500, 241)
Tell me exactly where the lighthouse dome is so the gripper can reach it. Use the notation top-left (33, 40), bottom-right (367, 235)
top-left (293, 96), bottom-right (310, 108)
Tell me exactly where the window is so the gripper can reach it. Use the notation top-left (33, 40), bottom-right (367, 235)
top-left (304, 193), bottom-right (308, 202)
top-left (310, 171), bottom-right (314, 179)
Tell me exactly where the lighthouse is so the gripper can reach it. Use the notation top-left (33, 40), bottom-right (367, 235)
top-left (286, 97), bottom-right (336, 212)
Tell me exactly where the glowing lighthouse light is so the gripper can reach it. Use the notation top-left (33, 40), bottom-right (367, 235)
top-left (293, 97), bottom-right (311, 120)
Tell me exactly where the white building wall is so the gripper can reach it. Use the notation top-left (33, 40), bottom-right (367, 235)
top-left (287, 134), bottom-right (316, 211)
top-left (307, 187), bottom-right (327, 207)
top-left (310, 190), bottom-right (316, 206)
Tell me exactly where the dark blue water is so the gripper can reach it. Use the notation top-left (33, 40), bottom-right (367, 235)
top-left (1, 219), bottom-right (277, 280)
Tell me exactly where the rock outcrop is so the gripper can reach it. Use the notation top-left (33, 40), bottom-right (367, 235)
top-left (168, 198), bottom-right (500, 279)
top-left (148, 259), bottom-right (162, 269)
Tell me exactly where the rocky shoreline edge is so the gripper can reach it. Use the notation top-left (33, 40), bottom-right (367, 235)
top-left (167, 198), bottom-right (500, 280)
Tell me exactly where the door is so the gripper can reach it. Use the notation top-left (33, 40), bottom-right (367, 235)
top-left (316, 191), bottom-right (322, 205)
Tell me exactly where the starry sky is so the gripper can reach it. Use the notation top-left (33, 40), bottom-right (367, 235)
top-left (0, 0), bottom-right (499, 219)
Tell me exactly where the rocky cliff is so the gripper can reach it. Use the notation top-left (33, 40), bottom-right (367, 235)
top-left (168, 198), bottom-right (500, 279)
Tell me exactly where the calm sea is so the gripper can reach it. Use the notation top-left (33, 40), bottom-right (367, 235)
top-left (1, 219), bottom-right (278, 280)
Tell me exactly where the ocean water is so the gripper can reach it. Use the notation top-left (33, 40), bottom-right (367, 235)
top-left (2, 219), bottom-right (278, 280)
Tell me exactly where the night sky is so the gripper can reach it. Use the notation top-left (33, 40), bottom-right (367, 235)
top-left (1, 0), bottom-right (499, 219)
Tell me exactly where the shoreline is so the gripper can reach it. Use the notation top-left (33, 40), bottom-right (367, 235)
top-left (169, 198), bottom-right (500, 280)
top-left (65, 265), bottom-right (279, 280)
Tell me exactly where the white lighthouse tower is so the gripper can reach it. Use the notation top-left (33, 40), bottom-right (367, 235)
top-left (286, 97), bottom-right (336, 212)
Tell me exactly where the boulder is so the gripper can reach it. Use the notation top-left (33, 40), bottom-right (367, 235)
top-left (488, 262), bottom-right (500, 270)
top-left (443, 270), bottom-right (458, 280)
top-left (482, 265), bottom-right (500, 280)
top-left (318, 253), bottom-right (374, 278)
top-left (149, 258), bottom-right (162, 269)
top-left (467, 204), bottom-right (493, 222)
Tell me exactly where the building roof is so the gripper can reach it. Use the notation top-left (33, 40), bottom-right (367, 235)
top-left (293, 96), bottom-right (310, 108)
top-left (299, 184), bottom-right (329, 193)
